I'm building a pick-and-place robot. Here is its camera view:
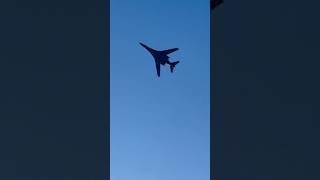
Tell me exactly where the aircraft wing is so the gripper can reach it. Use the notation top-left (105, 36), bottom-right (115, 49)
top-left (162, 48), bottom-right (179, 55)
top-left (155, 62), bottom-right (160, 77)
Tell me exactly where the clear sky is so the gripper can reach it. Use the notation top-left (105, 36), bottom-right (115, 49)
top-left (110, 0), bottom-right (210, 180)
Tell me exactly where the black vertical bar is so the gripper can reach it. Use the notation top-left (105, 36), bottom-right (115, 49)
top-left (0, 0), bottom-right (109, 179)
top-left (211, 2), bottom-right (223, 180)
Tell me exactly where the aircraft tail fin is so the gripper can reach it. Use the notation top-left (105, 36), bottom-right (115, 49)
top-left (169, 61), bottom-right (180, 73)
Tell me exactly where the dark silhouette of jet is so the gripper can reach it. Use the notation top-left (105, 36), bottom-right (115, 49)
top-left (140, 42), bottom-right (180, 77)
top-left (211, 0), bottom-right (223, 10)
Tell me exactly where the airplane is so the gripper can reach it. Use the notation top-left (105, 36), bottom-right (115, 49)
top-left (139, 42), bottom-right (180, 77)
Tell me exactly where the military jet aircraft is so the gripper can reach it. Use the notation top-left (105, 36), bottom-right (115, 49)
top-left (140, 42), bottom-right (180, 77)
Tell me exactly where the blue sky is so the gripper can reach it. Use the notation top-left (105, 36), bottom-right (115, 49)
top-left (110, 0), bottom-right (210, 180)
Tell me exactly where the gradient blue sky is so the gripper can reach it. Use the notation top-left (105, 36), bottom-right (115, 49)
top-left (111, 1), bottom-right (210, 180)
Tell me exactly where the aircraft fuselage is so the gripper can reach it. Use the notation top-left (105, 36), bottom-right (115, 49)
top-left (147, 50), bottom-right (170, 65)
